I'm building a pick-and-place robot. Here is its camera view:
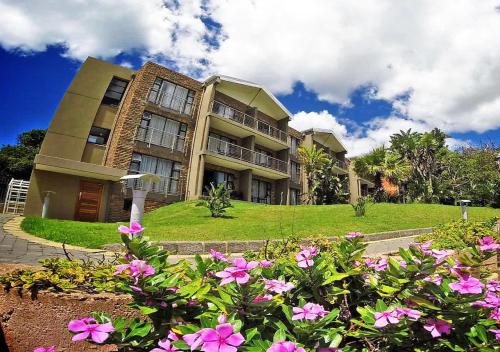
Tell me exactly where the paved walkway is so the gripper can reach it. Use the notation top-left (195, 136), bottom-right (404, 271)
top-left (0, 214), bottom-right (420, 266)
top-left (0, 215), bottom-right (117, 265)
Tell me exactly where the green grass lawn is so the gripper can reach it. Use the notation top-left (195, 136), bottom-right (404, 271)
top-left (21, 201), bottom-right (500, 249)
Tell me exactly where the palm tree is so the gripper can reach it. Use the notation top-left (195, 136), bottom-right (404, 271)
top-left (297, 145), bottom-right (329, 204)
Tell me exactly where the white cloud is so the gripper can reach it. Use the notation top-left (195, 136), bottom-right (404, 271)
top-left (1, 0), bottom-right (500, 146)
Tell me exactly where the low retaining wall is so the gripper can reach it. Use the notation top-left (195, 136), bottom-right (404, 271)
top-left (102, 227), bottom-right (434, 255)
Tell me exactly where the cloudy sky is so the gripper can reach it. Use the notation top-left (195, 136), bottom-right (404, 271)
top-left (1, 0), bottom-right (499, 156)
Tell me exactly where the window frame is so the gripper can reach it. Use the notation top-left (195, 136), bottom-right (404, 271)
top-left (87, 126), bottom-right (111, 145)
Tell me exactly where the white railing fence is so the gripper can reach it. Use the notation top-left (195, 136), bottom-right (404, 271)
top-left (2, 178), bottom-right (30, 215)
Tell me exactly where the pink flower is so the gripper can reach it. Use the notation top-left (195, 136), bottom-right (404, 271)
top-left (292, 302), bottom-right (328, 321)
top-left (395, 308), bottom-right (422, 321)
top-left (184, 331), bottom-right (204, 351)
top-left (33, 347), bottom-right (56, 352)
top-left (300, 245), bottom-right (320, 256)
top-left (449, 261), bottom-right (471, 277)
top-left (423, 274), bottom-right (442, 286)
top-left (233, 257), bottom-right (259, 270)
top-left (431, 249), bottom-right (454, 264)
top-left (151, 339), bottom-right (178, 352)
top-left (259, 260), bottom-right (273, 268)
top-left (216, 267), bottom-right (251, 285)
top-left (168, 330), bottom-right (179, 341)
top-left (114, 260), bottom-right (155, 283)
top-left (473, 292), bottom-right (500, 308)
top-left (490, 309), bottom-right (500, 321)
top-left (118, 222), bottom-right (144, 235)
top-left (423, 319), bottom-right (451, 338)
top-left (487, 280), bottom-right (500, 292)
top-left (365, 258), bottom-right (388, 271)
top-left (252, 294), bottom-right (273, 303)
top-left (373, 310), bottom-right (399, 328)
top-left (346, 232), bottom-right (362, 240)
top-left (449, 276), bottom-right (484, 294)
top-left (210, 249), bottom-right (228, 262)
top-left (267, 341), bottom-right (305, 352)
top-left (263, 279), bottom-right (295, 294)
top-left (479, 237), bottom-right (500, 251)
top-left (199, 323), bottom-right (245, 352)
top-left (411, 241), bottom-right (432, 254)
top-left (490, 329), bottom-right (500, 342)
top-left (68, 317), bottom-right (114, 344)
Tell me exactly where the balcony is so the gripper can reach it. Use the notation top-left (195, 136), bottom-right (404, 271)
top-left (210, 101), bottom-right (288, 148)
top-left (124, 171), bottom-right (181, 195)
top-left (135, 126), bottom-right (186, 153)
top-left (206, 136), bottom-right (288, 178)
top-left (332, 158), bottom-right (348, 171)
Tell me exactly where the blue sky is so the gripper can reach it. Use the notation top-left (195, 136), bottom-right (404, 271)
top-left (0, 1), bottom-right (499, 156)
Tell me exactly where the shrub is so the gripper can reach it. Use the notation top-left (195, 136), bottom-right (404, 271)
top-left (351, 196), bottom-right (369, 217)
top-left (417, 219), bottom-right (499, 250)
top-left (205, 182), bottom-right (232, 217)
top-left (53, 223), bottom-right (500, 351)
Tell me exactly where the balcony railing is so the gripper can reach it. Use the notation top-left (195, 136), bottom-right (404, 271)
top-left (332, 158), bottom-right (348, 170)
top-left (135, 126), bottom-right (186, 153)
top-left (211, 101), bottom-right (288, 142)
top-left (207, 136), bottom-right (288, 173)
top-left (148, 90), bottom-right (194, 117)
top-left (124, 171), bottom-right (181, 195)
top-left (290, 171), bottom-right (301, 183)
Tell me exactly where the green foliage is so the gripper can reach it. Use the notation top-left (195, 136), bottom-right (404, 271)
top-left (204, 182), bottom-right (232, 217)
top-left (417, 219), bottom-right (499, 250)
top-left (315, 158), bottom-right (350, 205)
top-left (297, 145), bottom-right (329, 204)
top-left (63, 222), bottom-right (500, 351)
top-left (0, 129), bottom-right (46, 180)
top-left (0, 258), bottom-right (119, 293)
top-left (352, 196), bottom-right (369, 217)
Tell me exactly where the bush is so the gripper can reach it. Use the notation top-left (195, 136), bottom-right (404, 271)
top-left (417, 219), bottom-right (499, 250)
top-left (351, 196), bottom-right (369, 217)
top-left (205, 182), bottom-right (232, 217)
top-left (43, 222), bottom-right (500, 351)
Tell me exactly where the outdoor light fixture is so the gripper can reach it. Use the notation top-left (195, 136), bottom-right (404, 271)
top-left (41, 191), bottom-right (56, 218)
top-left (120, 174), bottom-right (161, 227)
top-left (459, 199), bottom-right (471, 221)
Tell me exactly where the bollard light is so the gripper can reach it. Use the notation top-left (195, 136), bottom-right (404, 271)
top-left (459, 199), bottom-right (471, 221)
top-left (41, 191), bottom-right (56, 218)
top-left (120, 174), bottom-right (161, 228)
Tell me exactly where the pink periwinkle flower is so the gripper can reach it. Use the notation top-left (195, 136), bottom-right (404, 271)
top-left (490, 309), bottom-right (500, 321)
top-left (479, 236), bottom-right (500, 251)
top-left (114, 260), bottom-right (155, 283)
top-left (431, 249), bottom-right (454, 264)
top-left (472, 292), bottom-right (500, 308)
top-left (67, 317), bottom-right (114, 344)
top-left (33, 347), bottom-right (56, 352)
top-left (210, 249), bottom-right (228, 262)
top-left (423, 319), bottom-right (451, 338)
top-left (300, 245), bottom-right (320, 256)
top-left (399, 260), bottom-right (407, 269)
top-left (449, 276), bottom-right (484, 294)
top-left (395, 308), bottom-right (422, 321)
top-left (346, 232), bottom-right (362, 240)
top-left (449, 261), bottom-right (471, 277)
top-left (259, 260), bottom-right (273, 268)
top-left (215, 267), bottom-right (250, 285)
top-left (267, 341), bottom-right (305, 352)
top-left (264, 279), bottom-right (295, 294)
top-left (292, 302), bottom-right (328, 321)
top-left (365, 258), bottom-right (388, 271)
top-left (374, 310), bottom-right (399, 328)
top-left (151, 339), bottom-right (178, 352)
top-left (487, 280), bottom-right (500, 292)
top-left (233, 257), bottom-right (259, 270)
top-left (252, 294), bottom-right (274, 303)
top-left (423, 274), bottom-right (442, 286)
top-left (168, 330), bottom-right (179, 341)
top-left (411, 241), bottom-right (432, 254)
top-left (490, 329), bottom-right (500, 342)
top-left (199, 323), bottom-right (245, 352)
top-left (118, 222), bottom-right (144, 236)
top-left (184, 331), bottom-right (204, 351)
top-left (296, 246), bottom-right (319, 268)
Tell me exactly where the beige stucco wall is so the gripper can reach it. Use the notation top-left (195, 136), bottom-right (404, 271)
top-left (24, 169), bottom-right (110, 221)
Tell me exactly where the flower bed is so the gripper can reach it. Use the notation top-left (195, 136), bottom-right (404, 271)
top-left (3, 222), bottom-right (500, 351)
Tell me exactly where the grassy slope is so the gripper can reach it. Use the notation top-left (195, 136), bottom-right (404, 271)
top-left (21, 201), bottom-right (500, 249)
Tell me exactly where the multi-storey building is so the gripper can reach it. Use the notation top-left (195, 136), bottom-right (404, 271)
top-left (24, 57), bottom-right (365, 222)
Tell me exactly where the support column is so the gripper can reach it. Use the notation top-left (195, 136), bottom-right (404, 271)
top-left (239, 169), bottom-right (253, 202)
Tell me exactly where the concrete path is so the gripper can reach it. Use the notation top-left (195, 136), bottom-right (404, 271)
top-left (0, 214), bottom-right (420, 266)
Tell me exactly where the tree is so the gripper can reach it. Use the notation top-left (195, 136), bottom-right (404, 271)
top-left (315, 158), bottom-right (350, 205)
top-left (297, 145), bottom-right (329, 204)
top-left (0, 129), bottom-right (46, 180)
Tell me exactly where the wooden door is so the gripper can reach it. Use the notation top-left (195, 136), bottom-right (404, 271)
top-left (75, 181), bottom-right (103, 222)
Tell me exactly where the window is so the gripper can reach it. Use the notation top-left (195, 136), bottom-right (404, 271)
top-left (102, 78), bottom-right (128, 106)
top-left (203, 170), bottom-right (234, 194)
top-left (148, 77), bottom-right (195, 115)
top-left (289, 188), bottom-right (301, 205)
top-left (290, 136), bottom-right (301, 156)
top-left (87, 126), bottom-right (110, 145)
top-left (252, 179), bottom-right (272, 204)
top-left (290, 161), bottom-right (300, 183)
top-left (208, 132), bottom-right (237, 156)
top-left (128, 153), bottom-right (182, 194)
top-left (136, 112), bottom-right (187, 151)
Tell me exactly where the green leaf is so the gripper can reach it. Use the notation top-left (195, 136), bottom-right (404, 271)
top-left (322, 272), bottom-right (350, 285)
top-left (273, 329), bottom-right (287, 343)
top-left (139, 305), bottom-right (158, 315)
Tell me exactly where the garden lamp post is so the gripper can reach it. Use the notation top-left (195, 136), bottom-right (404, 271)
top-left (459, 199), bottom-right (471, 221)
top-left (120, 174), bottom-right (161, 227)
top-left (41, 191), bottom-right (55, 218)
